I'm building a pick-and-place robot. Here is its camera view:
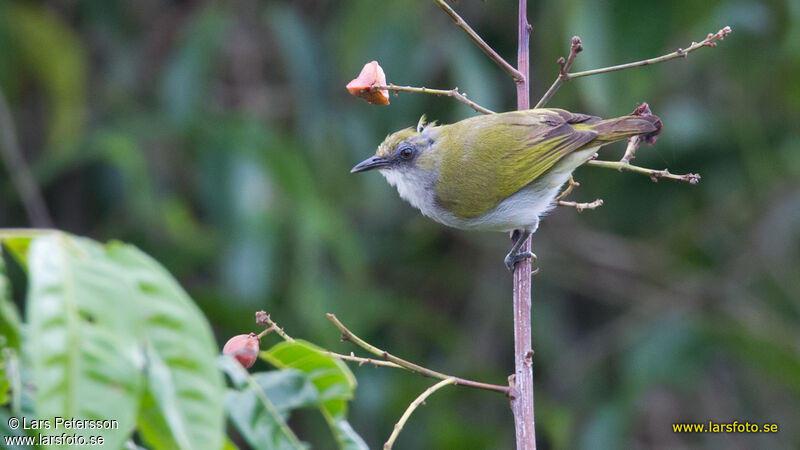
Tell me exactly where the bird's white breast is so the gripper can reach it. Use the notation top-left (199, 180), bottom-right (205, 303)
top-left (381, 146), bottom-right (598, 232)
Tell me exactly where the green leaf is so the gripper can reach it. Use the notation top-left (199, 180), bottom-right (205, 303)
top-left (250, 369), bottom-right (321, 415)
top-left (0, 372), bottom-right (8, 406)
top-left (223, 438), bottom-right (241, 450)
top-left (0, 244), bottom-right (22, 411)
top-left (0, 249), bottom-right (21, 350)
top-left (26, 234), bottom-right (144, 449)
top-left (0, 231), bottom-right (38, 270)
top-left (261, 340), bottom-right (367, 450)
top-left (220, 356), bottom-right (306, 450)
top-left (326, 415), bottom-right (369, 450)
top-left (103, 241), bottom-right (225, 450)
top-left (261, 340), bottom-right (356, 419)
top-left (141, 344), bottom-right (195, 449)
top-left (23, 233), bottom-right (224, 449)
top-left (135, 388), bottom-right (180, 450)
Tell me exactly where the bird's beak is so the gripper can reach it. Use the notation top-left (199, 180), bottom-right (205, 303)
top-left (350, 155), bottom-right (390, 173)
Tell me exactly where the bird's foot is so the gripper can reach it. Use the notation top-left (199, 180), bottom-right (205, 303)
top-left (504, 250), bottom-right (536, 272)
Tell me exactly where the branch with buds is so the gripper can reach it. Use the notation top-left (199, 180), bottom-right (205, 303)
top-left (326, 313), bottom-right (509, 394)
top-left (536, 26), bottom-right (732, 108)
top-left (556, 175), bottom-right (604, 211)
top-left (375, 84), bottom-right (495, 115)
top-left (224, 311), bottom-right (511, 450)
top-left (586, 158), bottom-right (701, 184)
top-left (534, 36), bottom-right (584, 109)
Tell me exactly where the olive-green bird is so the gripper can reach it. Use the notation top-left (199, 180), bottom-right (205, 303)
top-left (351, 108), bottom-right (662, 270)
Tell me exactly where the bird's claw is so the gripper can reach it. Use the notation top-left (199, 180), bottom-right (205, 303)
top-left (504, 251), bottom-right (536, 272)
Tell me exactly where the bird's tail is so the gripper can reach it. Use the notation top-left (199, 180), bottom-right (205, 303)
top-left (588, 104), bottom-right (663, 145)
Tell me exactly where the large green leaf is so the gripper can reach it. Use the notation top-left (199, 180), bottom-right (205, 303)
top-left (261, 340), bottom-right (367, 450)
top-left (0, 237), bottom-right (24, 411)
top-left (103, 240), bottom-right (225, 449)
top-left (220, 356), bottom-right (306, 450)
top-left (25, 234), bottom-right (143, 448)
top-left (23, 233), bottom-right (224, 449)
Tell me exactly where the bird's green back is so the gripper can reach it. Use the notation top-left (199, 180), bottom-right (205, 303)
top-left (434, 109), bottom-right (601, 218)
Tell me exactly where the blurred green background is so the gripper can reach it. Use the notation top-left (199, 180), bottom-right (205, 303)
top-left (1, 0), bottom-right (798, 448)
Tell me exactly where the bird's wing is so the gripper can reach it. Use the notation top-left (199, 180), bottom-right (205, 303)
top-left (434, 109), bottom-right (599, 219)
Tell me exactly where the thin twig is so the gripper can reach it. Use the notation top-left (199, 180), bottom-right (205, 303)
top-left (257, 325), bottom-right (279, 340)
top-left (556, 175), bottom-right (604, 211)
top-left (326, 313), bottom-right (510, 394)
top-left (257, 312), bottom-right (397, 367)
top-left (0, 89), bottom-right (53, 227)
top-left (257, 311), bottom-right (508, 393)
top-left (557, 199), bottom-right (604, 211)
top-left (432, 0), bottom-right (524, 82)
top-left (383, 377), bottom-right (456, 450)
top-left (535, 26), bottom-right (732, 108)
top-left (585, 159), bottom-right (701, 184)
top-left (255, 311), bottom-right (295, 342)
top-left (556, 175), bottom-right (580, 201)
top-left (322, 351), bottom-right (402, 369)
top-left (570, 26), bottom-right (732, 79)
top-left (372, 84), bottom-right (495, 115)
top-left (534, 36), bottom-right (583, 108)
top-left (620, 135), bottom-right (643, 164)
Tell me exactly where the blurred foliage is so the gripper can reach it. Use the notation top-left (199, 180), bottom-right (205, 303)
top-left (0, 232), bottom-right (226, 448)
top-left (0, 231), bottom-right (366, 448)
top-left (0, 0), bottom-right (798, 448)
top-left (222, 346), bottom-right (367, 450)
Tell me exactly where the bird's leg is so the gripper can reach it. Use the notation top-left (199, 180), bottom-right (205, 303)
top-left (505, 229), bottom-right (536, 272)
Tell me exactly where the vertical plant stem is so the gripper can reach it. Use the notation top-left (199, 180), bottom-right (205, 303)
top-left (511, 1), bottom-right (536, 449)
top-left (0, 89), bottom-right (53, 228)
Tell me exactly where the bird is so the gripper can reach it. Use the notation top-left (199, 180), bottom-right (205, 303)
top-left (351, 107), bottom-right (662, 271)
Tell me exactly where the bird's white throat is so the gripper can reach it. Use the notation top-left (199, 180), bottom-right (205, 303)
top-left (380, 168), bottom-right (437, 216)
top-left (379, 146), bottom-right (599, 233)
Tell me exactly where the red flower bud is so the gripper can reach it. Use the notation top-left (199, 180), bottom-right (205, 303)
top-left (223, 333), bottom-right (260, 368)
top-left (346, 61), bottom-right (390, 106)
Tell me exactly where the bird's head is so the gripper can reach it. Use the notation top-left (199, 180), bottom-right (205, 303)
top-left (351, 116), bottom-right (440, 175)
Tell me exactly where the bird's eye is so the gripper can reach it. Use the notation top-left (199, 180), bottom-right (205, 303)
top-left (399, 146), bottom-right (414, 160)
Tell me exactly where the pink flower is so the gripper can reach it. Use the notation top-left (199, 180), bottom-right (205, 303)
top-left (346, 61), bottom-right (390, 106)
